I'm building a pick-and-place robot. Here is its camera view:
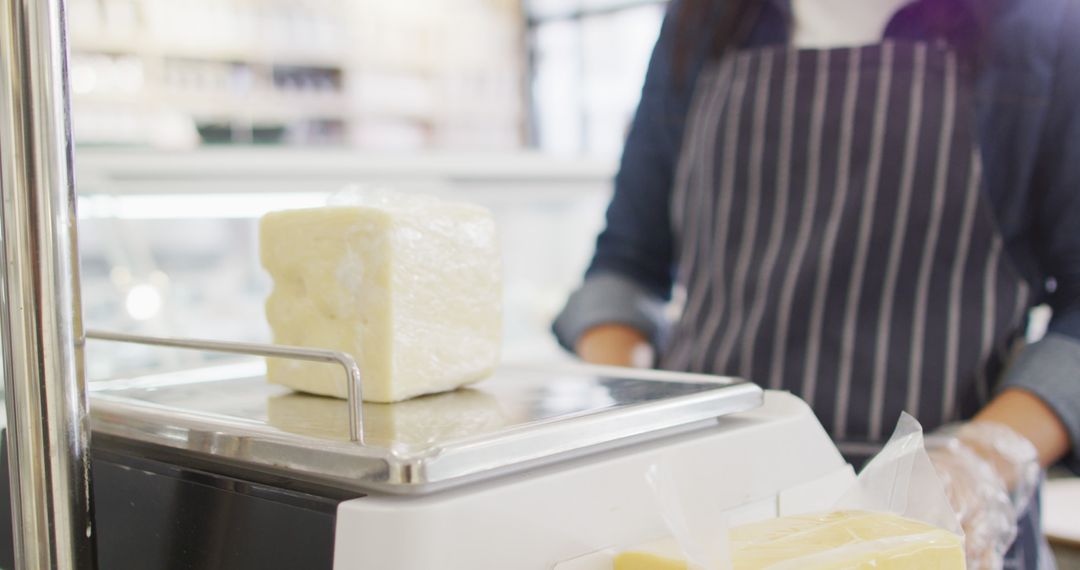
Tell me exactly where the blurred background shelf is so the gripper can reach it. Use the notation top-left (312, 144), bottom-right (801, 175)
top-left (68, 0), bottom-right (528, 149)
top-left (68, 0), bottom-right (667, 156)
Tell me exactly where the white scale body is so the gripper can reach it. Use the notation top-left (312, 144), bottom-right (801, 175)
top-left (335, 391), bottom-right (855, 569)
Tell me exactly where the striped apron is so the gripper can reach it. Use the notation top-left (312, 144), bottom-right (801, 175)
top-left (661, 41), bottom-right (1047, 568)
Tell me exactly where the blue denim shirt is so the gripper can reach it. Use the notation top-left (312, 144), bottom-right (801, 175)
top-left (554, 0), bottom-right (1080, 469)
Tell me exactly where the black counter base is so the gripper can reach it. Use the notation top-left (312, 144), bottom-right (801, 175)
top-left (0, 429), bottom-right (357, 570)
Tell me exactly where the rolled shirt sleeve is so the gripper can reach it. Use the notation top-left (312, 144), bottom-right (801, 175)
top-left (1001, 335), bottom-right (1080, 472)
top-left (552, 273), bottom-right (671, 352)
top-left (998, 0), bottom-right (1080, 472)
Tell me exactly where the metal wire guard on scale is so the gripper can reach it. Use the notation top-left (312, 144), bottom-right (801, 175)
top-left (85, 330), bottom-right (366, 443)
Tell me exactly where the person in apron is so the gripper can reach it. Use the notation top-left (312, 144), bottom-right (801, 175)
top-left (554, 0), bottom-right (1080, 568)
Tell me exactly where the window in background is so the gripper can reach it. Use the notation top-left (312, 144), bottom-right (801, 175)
top-left (528, 0), bottom-right (665, 157)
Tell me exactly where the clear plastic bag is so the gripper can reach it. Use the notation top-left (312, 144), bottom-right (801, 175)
top-left (645, 463), bottom-right (732, 570)
top-left (833, 412), bottom-right (962, 535)
top-left (626, 412), bottom-right (964, 570)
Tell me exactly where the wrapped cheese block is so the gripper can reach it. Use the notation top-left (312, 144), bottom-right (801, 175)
top-left (614, 510), bottom-right (964, 569)
top-left (260, 194), bottom-right (501, 403)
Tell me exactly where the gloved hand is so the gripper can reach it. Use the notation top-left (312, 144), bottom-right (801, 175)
top-left (925, 421), bottom-right (1040, 570)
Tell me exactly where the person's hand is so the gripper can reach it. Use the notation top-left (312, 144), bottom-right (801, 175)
top-left (575, 324), bottom-right (653, 367)
top-left (925, 421), bottom-right (1040, 570)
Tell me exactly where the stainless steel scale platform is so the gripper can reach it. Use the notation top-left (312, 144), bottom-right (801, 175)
top-left (87, 349), bottom-right (763, 496)
top-left (3, 330), bottom-right (777, 570)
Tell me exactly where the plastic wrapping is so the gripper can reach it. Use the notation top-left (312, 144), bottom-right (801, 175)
top-left (259, 188), bottom-right (502, 403)
top-left (644, 464), bottom-right (731, 569)
top-left (834, 413), bottom-right (962, 534)
top-left (925, 422), bottom-right (1040, 570)
top-left (607, 413), bottom-right (966, 569)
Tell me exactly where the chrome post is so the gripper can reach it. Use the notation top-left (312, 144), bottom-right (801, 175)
top-left (0, 0), bottom-right (97, 567)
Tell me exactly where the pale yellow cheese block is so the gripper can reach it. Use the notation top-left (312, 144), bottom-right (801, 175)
top-left (614, 511), bottom-right (964, 570)
top-left (260, 197), bottom-right (501, 403)
top-left (614, 546), bottom-right (686, 570)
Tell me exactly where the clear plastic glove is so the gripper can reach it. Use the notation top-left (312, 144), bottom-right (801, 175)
top-left (925, 421), bottom-right (1040, 570)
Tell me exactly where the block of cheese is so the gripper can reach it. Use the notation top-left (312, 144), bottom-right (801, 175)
top-left (260, 195), bottom-right (501, 403)
top-left (614, 511), bottom-right (964, 570)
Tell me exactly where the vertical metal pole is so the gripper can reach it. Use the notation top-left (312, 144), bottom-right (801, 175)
top-left (0, 0), bottom-right (97, 566)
